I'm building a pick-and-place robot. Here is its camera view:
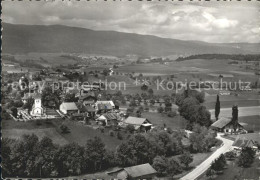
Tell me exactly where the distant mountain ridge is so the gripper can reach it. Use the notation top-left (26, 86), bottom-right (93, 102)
top-left (2, 23), bottom-right (260, 56)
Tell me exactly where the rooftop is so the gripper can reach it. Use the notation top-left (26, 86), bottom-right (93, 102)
top-left (124, 116), bottom-right (149, 125)
top-left (60, 102), bottom-right (78, 110)
top-left (211, 117), bottom-right (232, 129)
top-left (124, 163), bottom-right (157, 178)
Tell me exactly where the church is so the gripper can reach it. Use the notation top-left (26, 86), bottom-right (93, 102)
top-left (30, 94), bottom-right (45, 117)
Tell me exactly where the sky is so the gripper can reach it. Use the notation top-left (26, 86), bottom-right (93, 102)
top-left (2, 0), bottom-right (260, 43)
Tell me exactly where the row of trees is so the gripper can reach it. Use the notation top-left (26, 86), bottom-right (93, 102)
top-left (2, 135), bottom-right (115, 178)
top-left (176, 54), bottom-right (260, 62)
top-left (2, 128), bottom-right (194, 178)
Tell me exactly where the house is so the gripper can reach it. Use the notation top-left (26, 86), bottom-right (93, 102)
top-left (123, 116), bottom-right (152, 132)
top-left (60, 102), bottom-right (79, 115)
top-left (76, 102), bottom-right (96, 117)
top-left (210, 117), bottom-right (245, 134)
top-left (232, 137), bottom-right (256, 152)
top-left (107, 163), bottom-right (157, 179)
top-left (96, 113), bottom-right (120, 126)
top-left (78, 91), bottom-right (97, 105)
top-left (30, 94), bottom-right (45, 117)
top-left (232, 133), bottom-right (260, 152)
top-left (95, 101), bottom-right (115, 113)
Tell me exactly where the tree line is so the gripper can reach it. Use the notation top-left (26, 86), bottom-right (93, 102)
top-left (176, 54), bottom-right (260, 62)
top-left (2, 125), bottom-right (222, 178)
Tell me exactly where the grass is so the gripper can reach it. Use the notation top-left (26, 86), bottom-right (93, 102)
top-left (51, 119), bottom-right (124, 150)
top-left (2, 128), bottom-right (69, 145)
top-left (2, 119), bottom-right (124, 150)
top-left (199, 159), bottom-right (260, 180)
top-left (142, 112), bottom-right (186, 130)
top-left (204, 99), bottom-right (259, 109)
top-left (239, 115), bottom-right (260, 132)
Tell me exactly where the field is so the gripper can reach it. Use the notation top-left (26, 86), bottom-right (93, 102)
top-left (239, 115), bottom-right (260, 132)
top-left (52, 120), bottom-right (123, 150)
top-left (199, 159), bottom-right (260, 180)
top-left (142, 112), bottom-right (186, 130)
top-left (2, 119), bottom-right (123, 150)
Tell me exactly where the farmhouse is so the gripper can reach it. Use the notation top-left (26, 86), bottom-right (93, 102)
top-left (232, 133), bottom-right (260, 152)
top-left (78, 92), bottom-right (97, 105)
top-left (210, 117), bottom-right (245, 134)
top-left (30, 94), bottom-right (45, 117)
top-left (232, 137), bottom-right (256, 152)
top-left (107, 163), bottom-right (157, 179)
top-left (124, 116), bottom-right (152, 132)
top-left (95, 100), bottom-right (115, 113)
top-left (60, 102), bottom-right (79, 115)
top-left (96, 113), bottom-right (120, 126)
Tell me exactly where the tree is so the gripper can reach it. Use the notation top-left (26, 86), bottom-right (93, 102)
top-left (231, 105), bottom-right (239, 131)
top-left (64, 93), bottom-right (78, 102)
top-left (1, 139), bottom-right (12, 177)
top-left (60, 124), bottom-right (70, 134)
top-left (42, 87), bottom-right (61, 108)
top-left (206, 168), bottom-right (216, 179)
top-left (117, 132), bottom-right (123, 140)
top-left (167, 157), bottom-right (183, 175)
top-left (85, 136), bottom-right (107, 171)
top-left (23, 97), bottom-right (34, 112)
top-left (148, 88), bottom-right (154, 96)
top-left (157, 106), bottom-right (164, 113)
top-left (152, 156), bottom-right (168, 176)
top-left (211, 154), bottom-right (226, 172)
top-left (238, 147), bottom-right (255, 167)
top-left (11, 107), bottom-right (18, 118)
top-left (215, 95), bottom-right (220, 120)
top-left (141, 84), bottom-right (148, 91)
top-left (126, 124), bottom-right (135, 134)
top-left (224, 151), bottom-right (236, 160)
top-left (179, 151), bottom-right (193, 169)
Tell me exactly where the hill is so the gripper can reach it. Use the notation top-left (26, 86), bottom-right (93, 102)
top-left (2, 23), bottom-right (260, 56)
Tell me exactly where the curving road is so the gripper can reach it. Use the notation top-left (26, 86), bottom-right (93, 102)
top-left (180, 133), bottom-right (234, 180)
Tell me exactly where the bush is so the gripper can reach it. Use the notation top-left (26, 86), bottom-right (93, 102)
top-left (224, 151), bottom-right (236, 160)
top-left (109, 130), bottom-right (114, 137)
top-left (117, 132), bottom-right (123, 140)
top-left (60, 124), bottom-right (70, 134)
top-left (157, 107), bottom-right (164, 113)
top-left (36, 120), bottom-right (42, 126)
top-left (167, 111), bottom-right (177, 117)
top-left (99, 126), bottom-right (105, 133)
top-left (126, 124), bottom-right (135, 134)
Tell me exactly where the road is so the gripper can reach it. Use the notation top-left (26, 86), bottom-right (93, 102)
top-left (209, 106), bottom-right (260, 119)
top-left (180, 133), bottom-right (234, 180)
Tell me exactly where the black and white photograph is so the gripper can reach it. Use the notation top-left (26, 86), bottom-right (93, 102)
top-left (1, 1), bottom-right (260, 179)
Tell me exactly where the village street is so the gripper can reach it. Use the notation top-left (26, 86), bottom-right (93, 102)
top-left (209, 106), bottom-right (260, 119)
top-left (180, 133), bottom-right (234, 180)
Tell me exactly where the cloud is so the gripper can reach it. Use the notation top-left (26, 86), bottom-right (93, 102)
top-left (2, 1), bottom-right (260, 43)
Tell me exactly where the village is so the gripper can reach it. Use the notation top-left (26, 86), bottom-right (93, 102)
top-left (2, 58), bottom-right (260, 179)
top-left (1, 1), bottom-right (260, 179)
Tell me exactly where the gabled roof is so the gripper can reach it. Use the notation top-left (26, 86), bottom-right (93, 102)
top-left (60, 102), bottom-right (78, 111)
top-left (235, 133), bottom-right (260, 144)
top-left (104, 113), bottom-right (119, 120)
top-left (232, 137), bottom-right (255, 148)
top-left (124, 163), bottom-right (157, 178)
top-left (98, 103), bottom-right (113, 110)
top-left (211, 117), bottom-right (232, 129)
top-left (124, 116), bottom-right (149, 125)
